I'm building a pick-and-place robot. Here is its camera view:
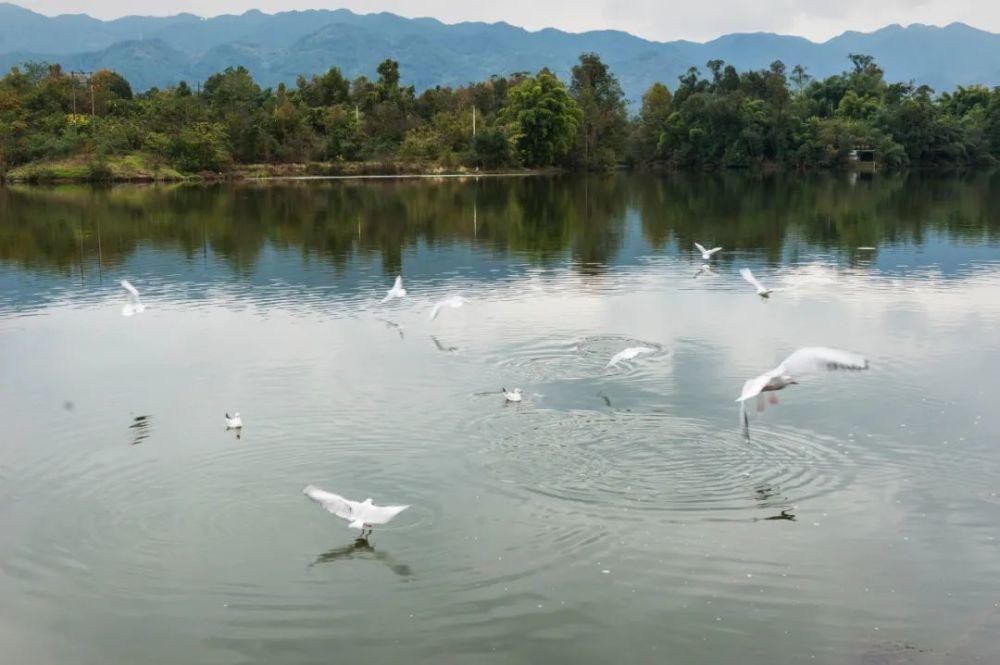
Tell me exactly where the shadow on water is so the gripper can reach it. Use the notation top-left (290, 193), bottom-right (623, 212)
top-left (310, 538), bottom-right (414, 578)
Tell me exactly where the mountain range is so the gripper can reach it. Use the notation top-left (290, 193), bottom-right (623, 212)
top-left (2, 2), bottom-right (1000, 103)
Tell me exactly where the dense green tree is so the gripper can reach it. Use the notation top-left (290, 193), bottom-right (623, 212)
top-left (569, 53), bottom-right (628, 170)
top-left (4, 52), bottom-right (1000, 179)
top-left (631, 82), bottom-right (672, 163)
top-left (501, 68), bottom-right (582, 167)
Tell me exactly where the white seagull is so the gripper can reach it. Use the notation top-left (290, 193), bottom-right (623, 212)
top-left (225, 413), bottom-right (243, 429)
top-left (120, 279), bottom-right (146, 316)
top-left (736, 347), bottom-right (869, 429)
top-left (739, 267), bottom-right (774, 298)
top-left (502, 387), bottom-right (523, 402)
top-left (606, 346), bottom-right (655, 368)
top-left (303, 485), bottom-right (410, 537)
top-left (695, 242), bottom-right (722, 260)
top-left (381, 275), bottom-right (406, 303)
top-left (430, 295), bottom-right (466, 321)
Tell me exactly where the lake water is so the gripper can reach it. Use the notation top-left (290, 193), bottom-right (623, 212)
top-left (1, 173), bottom-right (1000, 664)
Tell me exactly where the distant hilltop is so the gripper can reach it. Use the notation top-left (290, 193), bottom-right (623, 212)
top-left (2, 2), bottom-right (1000, 99)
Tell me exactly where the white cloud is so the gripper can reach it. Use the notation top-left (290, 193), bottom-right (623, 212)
top-left (13, 0), bottom-right (1000, 42)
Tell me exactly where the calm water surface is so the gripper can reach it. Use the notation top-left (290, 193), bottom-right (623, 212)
top-left (1, 173), bottom-right (1000, 664)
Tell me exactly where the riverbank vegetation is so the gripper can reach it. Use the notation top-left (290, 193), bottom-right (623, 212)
top-left (2, 52), bottom-right (1000, 181)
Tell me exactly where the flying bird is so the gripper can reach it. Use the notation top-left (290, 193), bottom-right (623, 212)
top-left (736, 347), bottom-right (869, 430)
top-left (303, 485), bottom-right (409, 538)
top-left (381, 275), bottom-right (406, 303)
top-left (606, 346), bottom-right (655, 368)
top-left (225, 413), bottom-right (243, 429)
top-left (739, 268), bottom-right (774, 298)
top-left (502, 387), bottom-right (523, 403)
top-left (120, 279), bottom-right (146, 316)
top-left (695, 242), bottom-right (722, 260)
top-left (430, 295), bottom-right (466, 320)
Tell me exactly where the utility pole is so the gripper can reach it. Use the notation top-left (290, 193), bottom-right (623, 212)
top-left (69, 71), bottom-right (93, 117)
top-left (472, 106), bottom-right (476, 137)
top-left (70, 70), bottom-right (85, 114)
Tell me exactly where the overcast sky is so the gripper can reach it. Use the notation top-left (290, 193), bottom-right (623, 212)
top-left (14, 0), bottom-right (1000, 42)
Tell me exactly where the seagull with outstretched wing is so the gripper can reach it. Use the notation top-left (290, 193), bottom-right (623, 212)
top-left (120, 279), bottom-right (146, 317)
top-left (381, 275), bottom-right (406, 303)
top-left (695, 242), bottom-right (722, 260)
top-left (739, 268), bottom-right (774, 298)
top-left (430, 295), bottom-right (466, 321)
top-left (737, 347), bottom-right (869, 433)
top-left (303, 485), bottom-right (409, 538)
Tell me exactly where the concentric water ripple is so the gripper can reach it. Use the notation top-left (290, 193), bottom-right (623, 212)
top-left (466, 407), bottom-right (873, 515)
top-left (489, 334), bottom-right (667, 384)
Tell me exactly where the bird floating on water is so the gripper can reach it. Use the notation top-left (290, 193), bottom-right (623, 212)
top-left (381, 276), bottom-right (406, 303)
top-left (502, 387), bottom-right (523, 402)
top-left (303, 485), bottom-right (410, 538)
top-left (695, 242), bottom-right (722, 260)
top-left (607, 346), bottom-right (655, 368)
top-left (736, 346), bottom-right (869, 431)
top-left (225, 413), bottom-right (243, 429)
top-left (430, 295), bottom-right (466, 320)
top-left (739, 268), bottom-right (774, 298)
top-left (120, 279), bottom-right (146, 317)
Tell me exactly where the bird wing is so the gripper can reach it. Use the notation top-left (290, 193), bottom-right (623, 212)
top-left (393, 275), bottom-right (403, 291)
top-left (357, 503), bottom-right (410, 525)
top-left (737, 371), bottom-right (777, 402)
top-left (121, 279), bottom-right (139, 298)
top-left (694, 242), bottom-right (707, 254)
top-left (739, 267), bottom-right (767, 292)
top-left (303, 485), bottom-right (359, 522)
top-left (606, 350), bottom-right (627, 367)
top-left (430, 302), bottom-right (443, 320)
top-left (707, 247), bottom-right (722, 256)
top-left (121, 279), bottom-right (141, 306)
top-left (779, 347), bottom-right (869, 376)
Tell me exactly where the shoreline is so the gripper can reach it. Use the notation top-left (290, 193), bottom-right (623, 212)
top-left (0, 157), bottom-right (562, 185)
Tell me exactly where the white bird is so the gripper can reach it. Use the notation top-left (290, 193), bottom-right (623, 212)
top-left (225, 412), bottom-right (243, 429)
top-left (303, 485), bottom-right (410, 537)
top-left (120, 279), bottom-right (146, 316)
top-left (737, 347), bottom-right (869, 428)
top-left (606, 346), bottom-right (655, 368)
top-left (430, 295), bottom-right (466, 320)
top-left (739, 267), bottom-right (774, 297)
top-left (695, 242), bottom-right (722, 260)
top-left (502, 387), bottom-right (523, 402)
top-left (381, 275), bottom-right (406, 303)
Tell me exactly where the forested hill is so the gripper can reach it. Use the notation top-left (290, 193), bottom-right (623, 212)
top-left (3, 2), bottom-right (1000, 100)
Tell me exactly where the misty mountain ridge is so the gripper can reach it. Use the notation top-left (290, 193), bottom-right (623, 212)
top-left (2, 2), bottom-right (999, 102)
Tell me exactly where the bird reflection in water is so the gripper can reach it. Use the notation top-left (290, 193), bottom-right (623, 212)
top-left (376, 317), bottom-right (404, 340)
top-left (764, 509), bottom-right (797, 521)
top-left (751, 483), bottom-right (795, 521)
top-left (129, 415), bottom-right (152, 445)
top-left (431, 336), bottom-right (458, 353)
top-left (693, 264), bottom-right (716, 279)
top-left (310, 538), bottom-right (413, 578)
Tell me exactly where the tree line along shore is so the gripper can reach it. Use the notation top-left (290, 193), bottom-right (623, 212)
top-left (2, 52), bottom-right (1000, 182)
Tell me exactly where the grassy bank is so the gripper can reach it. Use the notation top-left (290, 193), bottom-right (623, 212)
top-left (5, 153), bottom-right (185, 183)
top-left (2, 153), bottom-right (550, 183)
